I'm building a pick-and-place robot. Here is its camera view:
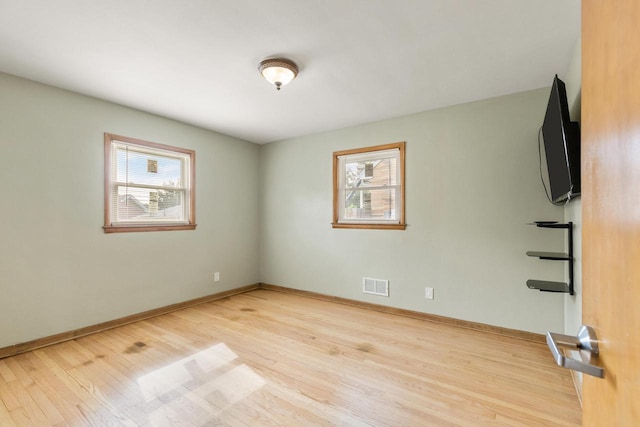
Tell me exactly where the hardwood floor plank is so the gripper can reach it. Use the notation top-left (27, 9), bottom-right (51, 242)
top-left (7, 378), bottom-right (50, 425)
top-left (0, 360), bottom-right (17, 383)
top-left (0, 289), bottom-right (581, 425)
top-left (0, 393), bottom-right (17, 427)
top-left (20, 352), bottom-right (91, 426)
top-left (9, 407), bottom-right (35, 426)
top-left (25, 382), bottom-right (66, 425)
top-left (0, 379), bottom-right (21, 413)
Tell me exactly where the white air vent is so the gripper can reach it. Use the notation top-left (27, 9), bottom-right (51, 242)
top-left (363, 277), bottom-right (389, 297)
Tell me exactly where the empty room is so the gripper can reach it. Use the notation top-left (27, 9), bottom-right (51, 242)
top-left (0, 1), bottom-right (637, 426)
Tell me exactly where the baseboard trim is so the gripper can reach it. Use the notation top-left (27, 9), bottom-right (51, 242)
top-left (0, 284), bottom-right (259, 360)
top-left (259, 283), bottom-right (545, 344)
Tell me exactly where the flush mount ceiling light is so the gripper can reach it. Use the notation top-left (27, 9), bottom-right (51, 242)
top-left (258, 57), bottom-right (298, 91)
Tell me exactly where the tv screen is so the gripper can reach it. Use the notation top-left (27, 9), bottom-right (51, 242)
top-left (541, 75), bottom-right (580, 204)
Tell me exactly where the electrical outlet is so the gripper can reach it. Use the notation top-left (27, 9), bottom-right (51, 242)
top-left (425, 287), bottom-right (434, 300)
top-left (214, 272), bottom-right (220, 282)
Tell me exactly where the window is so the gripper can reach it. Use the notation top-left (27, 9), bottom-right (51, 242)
top-left (104, 133), bottom-right (196, 233)
top-left (332, 142), bottom-right (406, 230)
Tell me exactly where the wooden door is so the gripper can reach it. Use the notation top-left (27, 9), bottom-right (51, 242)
top-left (582, 0), bottom-right (640, 424)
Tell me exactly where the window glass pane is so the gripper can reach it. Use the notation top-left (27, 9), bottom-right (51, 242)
top-left (345, 157), bottom-right (397, 189)
top-left (343, 188), bottom-right (397, 220)
top-left (115, 186), bottom-right (184, 222)
top-left (116, 148), bottom-right (183, 188)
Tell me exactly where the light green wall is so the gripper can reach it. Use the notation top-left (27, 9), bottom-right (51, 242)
top-left (563, 38), bottom-right (582, 337)
top-left (260, 89), bottom-right (566, 334)
top-left (0, 73), bottom-right (260, 348)
top-left (562, 37), bottom-right (583, 387)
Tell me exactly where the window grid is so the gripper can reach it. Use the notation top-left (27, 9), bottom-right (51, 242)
top-left (332, 142), bottom-right (406, 230)
top-left (104, 133), bottom-right (196, 233)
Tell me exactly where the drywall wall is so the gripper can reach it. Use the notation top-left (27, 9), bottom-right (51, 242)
top-left (563, 37), bottom-right (582, 337)
top-left (0, 73), bottom-right (260, 348)
top-left (562, 37), bottom-right (583, 390)
top-left (260, 89), bottom-right (566, 334)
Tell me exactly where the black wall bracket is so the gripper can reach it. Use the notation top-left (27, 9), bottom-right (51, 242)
top-left (526, 222), bottom-right (574, 295)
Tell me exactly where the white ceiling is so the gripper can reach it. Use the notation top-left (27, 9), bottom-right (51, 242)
top-left (0, 1), bottom-right (580, 144)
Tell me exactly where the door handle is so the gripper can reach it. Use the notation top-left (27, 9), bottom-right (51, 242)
top-left (546, 325), bottom-right (605, 378)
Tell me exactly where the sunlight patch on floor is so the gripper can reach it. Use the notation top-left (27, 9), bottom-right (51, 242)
top-left (136, 343), bottom-right (266, 424)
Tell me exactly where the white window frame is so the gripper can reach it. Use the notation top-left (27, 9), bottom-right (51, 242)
top-left (332, 142), bottom-right (406, 230)
top-left (103, 133), bottom-right (196, 233)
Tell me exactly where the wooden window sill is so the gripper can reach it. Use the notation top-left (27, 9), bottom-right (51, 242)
top-left (103, 224), bottom-right (197, 233)
top-left (331, 223), bottom-right (406, 230)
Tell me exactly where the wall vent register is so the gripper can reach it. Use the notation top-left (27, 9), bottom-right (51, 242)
top-left (363, 278), bottom-right (389, 297)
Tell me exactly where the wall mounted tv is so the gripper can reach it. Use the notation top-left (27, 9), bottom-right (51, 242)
top-left (540, 75), bottom-right (580, 205)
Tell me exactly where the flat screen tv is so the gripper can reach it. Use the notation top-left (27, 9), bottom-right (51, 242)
top-left (540, 75), bottom-right (580, 204)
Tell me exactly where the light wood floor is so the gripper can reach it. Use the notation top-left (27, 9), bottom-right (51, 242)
top-left (0, 289), bottom-right (581, 426)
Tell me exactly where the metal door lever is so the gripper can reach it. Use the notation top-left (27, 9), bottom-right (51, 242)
top-left (546, 325), bottom-right (605, 378)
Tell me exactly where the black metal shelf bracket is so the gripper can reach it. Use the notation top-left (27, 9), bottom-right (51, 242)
top-left (526, 222), bottom-right (574, 295)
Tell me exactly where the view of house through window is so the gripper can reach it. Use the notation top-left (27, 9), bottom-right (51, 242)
top-left (333, 142), bottom-right (406, 230)
top-left (104, 133), bottom-right (196, 233)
